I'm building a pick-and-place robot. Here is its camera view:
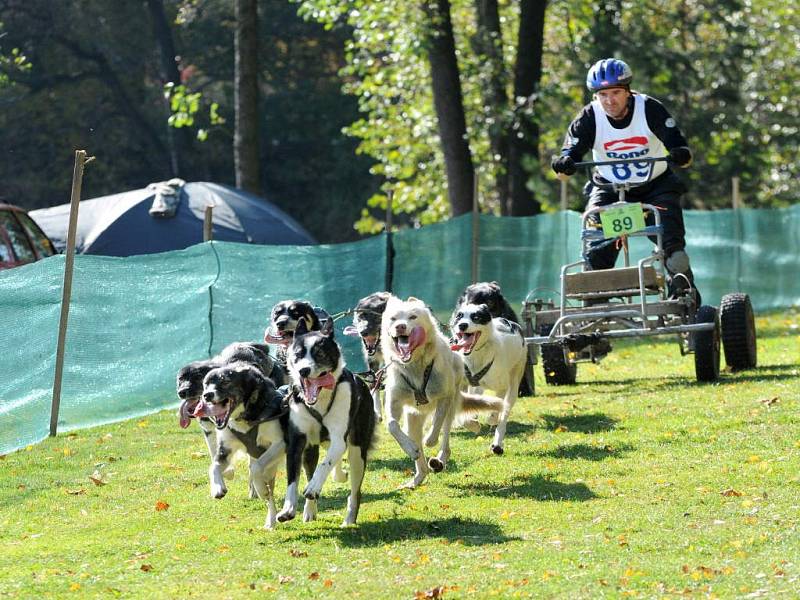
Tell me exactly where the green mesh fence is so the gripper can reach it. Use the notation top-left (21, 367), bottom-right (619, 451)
top-left (2, 206), bottom-right (798, 454)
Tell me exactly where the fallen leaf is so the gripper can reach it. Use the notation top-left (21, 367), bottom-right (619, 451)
top-left (759, 397), bottom-right (779, 407)
top-left (323, 579), bottom-right (333, 588)
top-left (289, 549), bottom-right (307, 558)
top-left (414, 586), bottom-right (444, 599)
top-left (278, 575), bottom-right (294, 584)
top-left (554, 425), bottom-right (568, 433)
top-left (308, 572), bottom-right (320, 580)
top-left (89, 470), bottom-right (106, 486)
top-left (140, 564), bottom-right (153, 572)
top-left (721, 488), bottom-right (743, 497)
top-left (66, 488), bottom-right (86, 495)
top-left (155, 501), bottom-right (169, 512)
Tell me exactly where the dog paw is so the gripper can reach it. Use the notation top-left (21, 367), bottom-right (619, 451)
top-left (211, 484), bottom-right (227, 499)
top-left (303, 502), bottom-right (318, 522)
top-left (303, 485), bottom-right (321, 500)
top-left (491, 444), bottom-right (504, 456)
top-left (428, 457), bottom-right (444, 473)
top-left (276, 508), bottom-right (295, 522)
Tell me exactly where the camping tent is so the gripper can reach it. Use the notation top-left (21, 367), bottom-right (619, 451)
top-left (30, 180), bottom-right (316, 256)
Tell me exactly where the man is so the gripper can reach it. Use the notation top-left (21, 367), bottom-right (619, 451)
top-left (552, 58), bottom-right (699, 303)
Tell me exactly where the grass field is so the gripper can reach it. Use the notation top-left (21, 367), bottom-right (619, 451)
top-left (2, 309), bottom-right (798, 599)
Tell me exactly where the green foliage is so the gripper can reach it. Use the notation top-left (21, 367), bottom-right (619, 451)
top-left (2, 310), bottom-right (798, 597)
top-left (164, 82), bottom-right (226, 141)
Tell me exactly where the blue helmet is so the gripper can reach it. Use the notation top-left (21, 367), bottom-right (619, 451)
top-left (586, 58), bottom-right (633, 92)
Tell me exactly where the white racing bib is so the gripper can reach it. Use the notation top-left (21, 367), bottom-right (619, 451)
top-left (591, 93), bottom-right (667, 184)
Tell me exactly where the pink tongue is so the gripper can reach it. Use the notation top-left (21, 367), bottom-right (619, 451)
top-left (397, 326), bottom-right (426, 361)
top-left (192, 400), bottom-right (228, 418)
top-left (179, 400), bottom-right (193, 428)
top-left (302, 373), bottom-right (336, 404)
top-left (264, 328), bottom-right (289, 345)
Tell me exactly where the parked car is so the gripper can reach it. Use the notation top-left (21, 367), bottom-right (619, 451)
top-left (0, 203), bottom-right (58, 270)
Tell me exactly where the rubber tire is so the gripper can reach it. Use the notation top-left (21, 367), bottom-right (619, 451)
top-left (539, 324), bottom-right (577, 385)
top-left (693, 305), bottom-right (721, 383)
top-left (720, 293), bottom-right (757, 370)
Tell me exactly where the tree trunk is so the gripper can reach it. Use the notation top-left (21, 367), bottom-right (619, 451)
top-left (145, 0), bottom-right (194, 179)
top-left (507, 0), bottom-right (546, 216)
top-left (473, 0), bottom-right (510, 214)
top-left (421, 0), bottom-right (474, 217)
top-left (234, 0), bottom-right (261, 193)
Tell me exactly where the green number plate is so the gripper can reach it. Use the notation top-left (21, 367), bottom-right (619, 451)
top-left (599, 203), bottom-right (646, 238)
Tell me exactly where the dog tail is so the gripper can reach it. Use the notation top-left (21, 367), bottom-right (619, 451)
top-left (459, 391), bottom-right (504, 414)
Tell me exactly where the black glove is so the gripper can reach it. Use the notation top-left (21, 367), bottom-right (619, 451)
top-left (667, 146), bottom-right (692, 167)
top-left (551, 155), bottom-right (577, 176)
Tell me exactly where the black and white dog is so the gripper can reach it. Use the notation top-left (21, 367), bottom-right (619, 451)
top-left (451, 303), bottom-right (527, 455)
top-left (263, 299), bottom-right (326, 350)
top-left (343, 291), bottom-right (391, 420)
top-left (277, 318), bottom-right (376, 527)
top-left (193, 362), bottom-right (289, 529)
top-left (176, 342), bottom-right (286, 458)
top-left (454, 281), bottom-right (534, 397)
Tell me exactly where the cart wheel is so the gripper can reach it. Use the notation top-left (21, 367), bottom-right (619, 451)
top-left (539, 325), bottom-right (577, 385)
top-left (693, 305), bottom-right (720, 382)
top-left (720, 293), bottom-right (757, 370)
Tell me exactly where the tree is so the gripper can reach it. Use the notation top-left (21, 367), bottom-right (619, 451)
top-left (421, 0), bottom-right (474, 217)
top-left (234, 0), bottom-right (261, 193)
top-left (296, 0), bottom-right (550, 229)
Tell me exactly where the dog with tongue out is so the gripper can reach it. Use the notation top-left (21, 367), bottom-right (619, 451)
top-left (277, 316), bottom-right (377, 527)
top-left (381, 296), bottom-right (504, 489)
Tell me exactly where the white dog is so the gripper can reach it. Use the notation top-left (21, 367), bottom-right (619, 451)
top-left (381, 296), bottom-right (503, 488)
top-left (451, 303), bottom-right (527, 454)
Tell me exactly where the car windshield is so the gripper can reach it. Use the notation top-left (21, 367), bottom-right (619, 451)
top-left (17, 211), bottom-right (56, 258)
top-left (0, 209), bottom-right (36, 263)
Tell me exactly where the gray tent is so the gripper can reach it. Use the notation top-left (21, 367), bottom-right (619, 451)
top-left (30, 180), bottom-right (315, 256)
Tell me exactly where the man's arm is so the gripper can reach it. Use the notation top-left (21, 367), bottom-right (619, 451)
top-left (644, 97), bottom-right (692, 167)
top-left (552, 106), bottom-right (596, 177)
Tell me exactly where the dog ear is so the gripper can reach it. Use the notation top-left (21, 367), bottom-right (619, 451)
top-left (320, 316), bottom-right (334, 338)
top-left (295, 318), bottom-right (309, 337)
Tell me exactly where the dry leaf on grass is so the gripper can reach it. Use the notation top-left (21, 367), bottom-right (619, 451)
top-left (140, 564), bottom-right (153, 572)
top-left (414, 586), bottom-right (444, 599)
top-left (155, 501), bottom-right (169, 511)
top-left (289, 549), bottom-right (307, 558)
top-left (759, 397), bottom-right (779, 407)
top-left (721, 488), bottom-right (743, 497)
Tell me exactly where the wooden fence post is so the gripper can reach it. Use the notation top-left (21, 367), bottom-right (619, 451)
top-left (50, 150), bottom-right (93, 437)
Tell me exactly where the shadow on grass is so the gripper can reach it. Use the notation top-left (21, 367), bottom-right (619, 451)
top-left (539, 412), bottom-right (618, 433)
top-left (537, 441), bottom-right (634, 461)
top-left (448, 474), bottom-right (596, 502)
top-left (286, 516), bottom-right (517, 547)
top-left (584, 363), bottom-right (797, 389)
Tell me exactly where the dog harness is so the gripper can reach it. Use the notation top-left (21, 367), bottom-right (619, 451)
top-left (229, 393), bottom-right (290, 458)
top-left (464, 359), bottom-right (494, 387)
top-left (393, 360), bottom-right (434, 406)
